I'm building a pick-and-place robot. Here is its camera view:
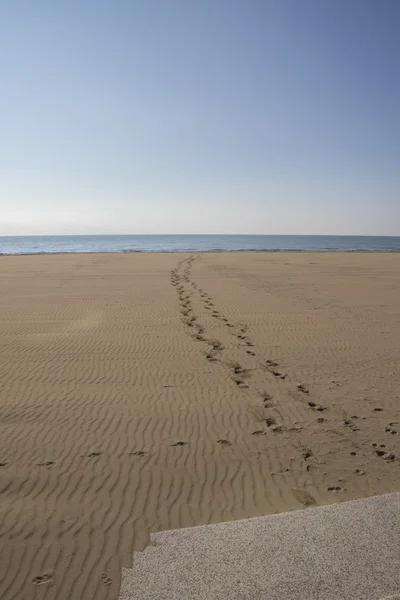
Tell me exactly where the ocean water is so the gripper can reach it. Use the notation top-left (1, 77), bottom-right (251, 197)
top-left (0, 235), bottom-right (399, 255)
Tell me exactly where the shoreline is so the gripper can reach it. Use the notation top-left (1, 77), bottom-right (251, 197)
top-left (1, 248), bottom-right (400, 257)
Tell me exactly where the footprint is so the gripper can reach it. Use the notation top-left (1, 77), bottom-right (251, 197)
top-left (308, 401), bottom-right (326, 412)
top-left (211, 340), bottom-right (223, 350)
top-left (217, 439), bottom-right (231, 445)
top-left (385, 426), bottom-right (398, 435)
top-left (251, 430), bottom-right (266, 436)
top-left (231, 363), bottom-right (250, 378)
top-left (302, 448), bottom-right (313, 460)
top-left (293, 488), bottom-right (316, 507)
top-left (0, 462), bottom-right (8, 467)
top-left (261, 393), bottom-right (273, 408)
top-left (266, 360), bottom-right (279, 367)
top-left (271, 425), bottom-right (284, 433)
top-left (246, 350), bottom-right (256, 356)
top-left (170, 441), bottom-right (187, 447)
top-left (232, 378), bottom-right (249, 389)
top-left (101, 574), bottom-right (112, 587)
top-left (373, 407), bottom-right (383, 412)
top-left (36, 461), bottom-right (55, 467)
top-left (265, 418), bottom-right (283, 433)
top-left (327, 485), bottom-right (344, 492)
top-left (271, 370), bottom-right (285, 379)
top-left (354, 468), bottom-right (365, 475)
top-left (344, 419), bottom-right (360, 432)
top-left (375, 449), bottom-right (395, 461)
top-left (85, 452), bottom-right (101, 458)
top-left (297, 384), bottom-right (309, 394)
top-left (130, 451), bottom-right (147, 457)
top-left (32, 574), bottom-right (53, 586)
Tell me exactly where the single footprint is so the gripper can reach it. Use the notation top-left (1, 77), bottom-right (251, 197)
top-left (293, 487), bottom-right (316, 507)
top-left (246, 350), bottom-right (256, 356)
top-left (373, 407), bottom-right (383, 412)
top-left (327, 485), bottom-right (344, 492)
top-left (101, 574), bottom-right (112, 587)
top-left (265, 418), bottom-right (283, 433)
top-left (232, 378), bottom-right (248, 389)
top-left (36, 461), bottom-right (55, 467)
top-left (344, 419), bottom-right (360, 432)
top-left (217, 439), bottom-right (231, 445)
top-left (251, 430), bottom-right (266, 436)
top-left (302, 448), bottom-right (313, 460)
top-left (130, 451), bottom-right (147, 457)
top-left (261, 393), bottom-right (273, 408)
top-left (0, 462), bottom-right (8, 467)
top-left (308, 401), bottom-right (326, 412)
top-left (211, 341), bottom-right (223, 350)
top-left (170, 441), bottom-right (187, 447)
top-left (266, 360), bottom-right (279, 367)
top-left (270, 425), bottom-right (284, 433)
top-left (297, 384), bottom-right (309, 394)
top-left (375, 449), bottom-right (395, 461)
top-left (32, 574), bottom-right (53, 586)
top-left (385, 426), bottom-right (398, 435)
top-left (85, 452), bottom-right (101, 458)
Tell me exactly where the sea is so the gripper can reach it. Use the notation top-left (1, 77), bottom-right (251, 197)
top-left (1, 235), bottom-right (400, 255)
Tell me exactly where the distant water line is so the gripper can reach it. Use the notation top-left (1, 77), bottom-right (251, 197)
top-left (1, 234), bottom-right (400, 255)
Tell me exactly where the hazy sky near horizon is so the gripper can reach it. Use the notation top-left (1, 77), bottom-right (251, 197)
top-left (1, 0), bottom-right (399, 236)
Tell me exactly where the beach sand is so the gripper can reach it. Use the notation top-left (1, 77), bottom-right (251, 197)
top-left (0, 251), bottom-right (399, 600)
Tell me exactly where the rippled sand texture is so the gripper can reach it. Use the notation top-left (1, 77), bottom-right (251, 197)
top-left (0, 251), bottom-right (399, 600)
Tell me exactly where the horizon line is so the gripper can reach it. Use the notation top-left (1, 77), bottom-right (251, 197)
top-left (0, 233), bottom-right (399, 238)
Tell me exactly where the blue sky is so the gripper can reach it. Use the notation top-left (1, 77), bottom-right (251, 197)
top-left (0, 0), bottom-right (399, 235)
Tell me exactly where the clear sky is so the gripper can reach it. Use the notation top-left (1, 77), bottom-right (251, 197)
top-left (0, 0), bottom-right (399, 236)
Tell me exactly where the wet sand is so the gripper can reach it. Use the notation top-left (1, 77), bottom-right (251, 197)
top-left (0, 251), bottom-right (399, 600)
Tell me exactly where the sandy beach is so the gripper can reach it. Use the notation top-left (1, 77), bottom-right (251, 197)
top-left (0, 251), bottom-right (399, 600)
